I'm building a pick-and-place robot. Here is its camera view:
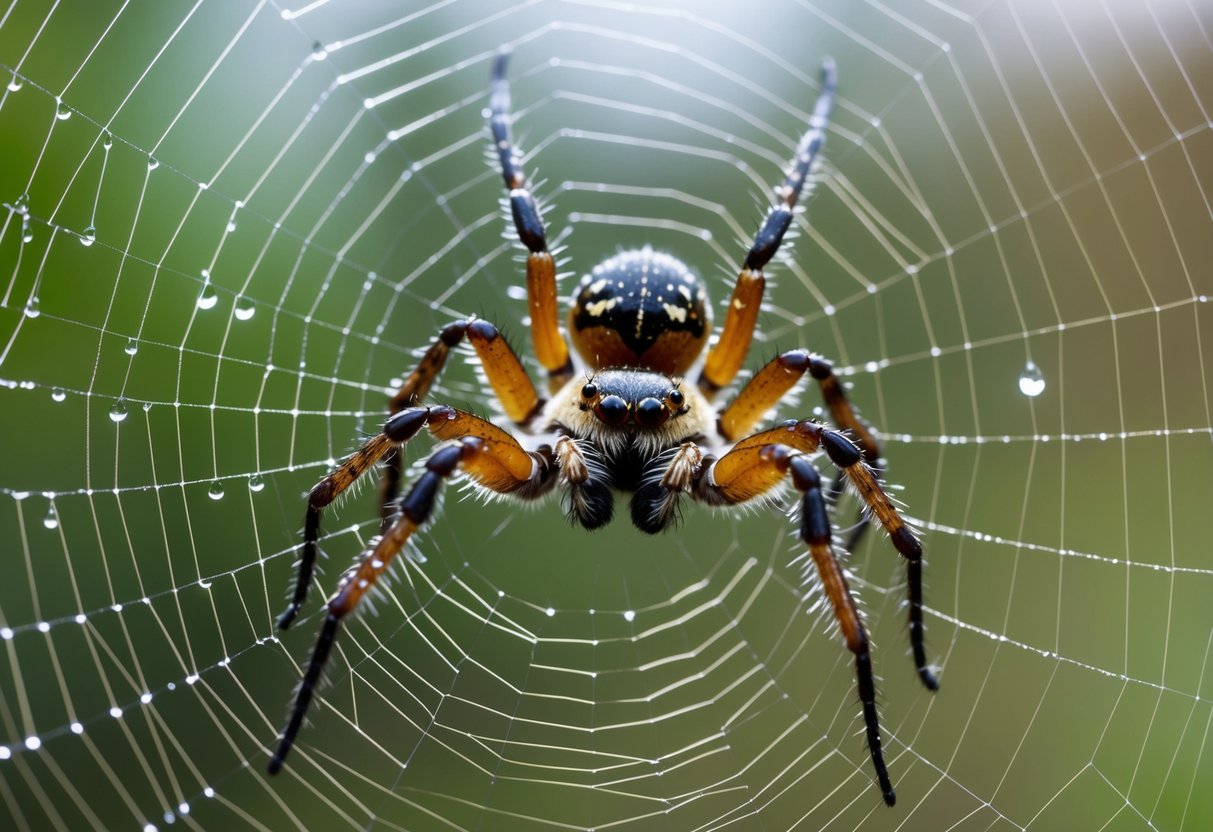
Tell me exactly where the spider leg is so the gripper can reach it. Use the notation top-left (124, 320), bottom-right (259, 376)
top-left (277, 319), bottom-right (542, 630)
top-left (692, 441), bottom-right (901, 804)
top-left (699, 418), bottom-right (938, 692)
top-left (719, 349), bottom-right (885, 551)
top-left (698, 59), bottom-right (836, 398)
top-left (490, 48), bottom-right (575, 392)
top-left (269, 417), bottom-right (554, 775)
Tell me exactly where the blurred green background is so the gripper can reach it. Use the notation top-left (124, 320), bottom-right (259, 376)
top-left (0, 1), bottom-right (1210, 830)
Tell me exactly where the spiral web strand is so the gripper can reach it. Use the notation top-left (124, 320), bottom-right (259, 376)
top-left (0, 1), bottom-right (1210, 830)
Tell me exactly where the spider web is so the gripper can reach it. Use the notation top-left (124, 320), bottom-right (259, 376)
top-left (0, 0), bottom-right (1210, 829)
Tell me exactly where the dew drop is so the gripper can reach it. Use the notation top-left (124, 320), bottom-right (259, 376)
top-left (233, 297), bottom-right (255, 320)
top-left (109, 399), bottom-right (129, 423)
top-left (23, 297), bottom-right (40, 318)
top-left (623, 610), bottom-right (636, 622)
top-left (80, 225), bottom-right (96, 246)
top-left (14, 193), bottom-right (29, 214)
top-left (55, 98), bottom-right (71, 120)
top-left (6, 73), bottom-right (22, 92)
top-left (312, 41), bottom-right (328, 60)
top-left (21, 216), bottom-right (33, 243)
top-left (147, 155), bottom-right (159, 170)
top-left (226, 221), bottom-right (237, 233)
top-left (124, 339), bottom-right (138, 355)
top-left (196, 286), bottom-right (218, 310)
top-left (51, 387), bottom-right (67, 402)
top-left (207, 481), bottom-right (225, 501)
top-left (248, 475), bottom-right (265, 493)
top-left (1018, 361), bottom-right (1046, 397)
top-left (102, 132), bottom-right (113, 150)
top-left (43, 504), bottom-right (59, 530)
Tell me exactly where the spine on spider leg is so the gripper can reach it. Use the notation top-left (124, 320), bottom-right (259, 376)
top-left (788, 452), bottom-right (896, 807)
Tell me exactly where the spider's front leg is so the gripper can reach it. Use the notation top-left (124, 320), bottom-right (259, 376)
top-left (269, 410), bottom-right (554, 774)
top-left (276, 317), bottom-right (542, 630)
top-left (698, 59), bottom-right (836, 398)
top-left (490, 48), bottom-right (575, 392)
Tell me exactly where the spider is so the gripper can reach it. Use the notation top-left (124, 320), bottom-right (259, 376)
top-left (267, 48), bottom-right (938, 807)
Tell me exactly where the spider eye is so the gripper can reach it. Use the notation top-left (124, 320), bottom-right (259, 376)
top-left (635, 397), bottom-right (670, 428)
top-left (581, 382), bottom-right (598, 399)
top-left (668, 389), bottom-right (684, 407)
top-left (594, 395), bottom-right (629, 426)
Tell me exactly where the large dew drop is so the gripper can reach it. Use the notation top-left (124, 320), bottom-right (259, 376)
top-left (109, 399), bottom-right (129, 423)
top-left (207, 481), bottom-right (225, 501)
top-left (43, 504), bottom-right (59, 530)
top-left (1018, 361), bottom-right (1046, 397)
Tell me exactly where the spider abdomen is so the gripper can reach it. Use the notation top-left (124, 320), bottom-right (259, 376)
top-left (569, 247), bottom-right (710, 375)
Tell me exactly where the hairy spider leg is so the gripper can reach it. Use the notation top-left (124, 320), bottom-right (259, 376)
top-left (779, 445), bottom-right (896, 806)
top-left (269, 414), bottom-right (554, 774)
top-left (718, 349), bottom-right (887, 554)
top-left (686, 434), bottom-right (912, 804)
top-left (699, 418), bottom-right (938, 691)
top-left (276, 318), bottom-right (543, 630)
top-left (490, 48), bottom-right (574, 392)
top-left (699, 59), bottom-right (837, 397)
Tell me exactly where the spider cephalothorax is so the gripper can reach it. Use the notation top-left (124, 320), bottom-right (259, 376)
top-left (269, 47), bottom-right (937, 808)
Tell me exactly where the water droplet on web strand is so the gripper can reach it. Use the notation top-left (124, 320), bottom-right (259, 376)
top-left (226, 220), bottom-right (237, 233)
top-left (109, 399), bottom-right (129, 423)
top-left (6, 73), bottom-right (22, 92)
top-left (102, 132), bottom-right (113, 150)
top-left (147, 155), bottom-right (159, 170)
top-left (21, 216), bottom-right (33, 243)
top-left (23, 298), bottom-right (40, 318)
top-left (233, 297), bottom-right (255, 320)
top-left (124, 339), bottom-right (138, 355)
top-left (55, 98), bottom-right (71, 120)
top-left (14, 193), bottom-right (29, 214)
top-left (207, 481), bottom-right (225, 501)
top-left (248, 475), bottom-right (265, 493)
top-left (196, 287), bottom-right (218, 310)
top-left (1018, 361), bottom-right (1046, 397)
top-left (80, 226), bottom-right (96, 246)
top-left (43, 504), bottom-right (59, 529)
top-left (51, 387), bottom-right (67, 402)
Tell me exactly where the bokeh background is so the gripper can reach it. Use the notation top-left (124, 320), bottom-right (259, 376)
top-left (0, 1), bottom-right (1210, 830)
